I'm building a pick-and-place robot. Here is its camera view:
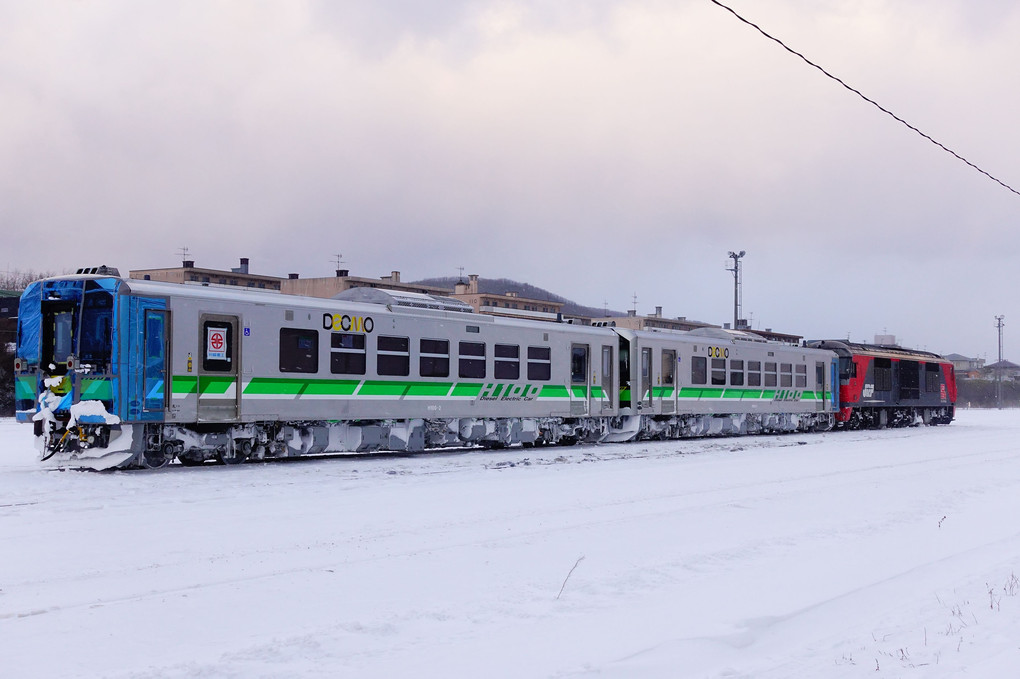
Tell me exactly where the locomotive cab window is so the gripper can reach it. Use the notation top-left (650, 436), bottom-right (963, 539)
top-left (925, 364), bottom-right (941, 392)
top-left (420, 339), bottom-right (450, 378)
top-left (495, 344), bottom-right (520, 380)
top-left (331, 333), bottom-right (366, 375)
top-left (459, 341), bottom-right (486, 379)
top-left (279, 328), bottom-right (318, 374)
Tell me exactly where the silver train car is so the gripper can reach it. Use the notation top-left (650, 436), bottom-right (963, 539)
top-left (14, 269), bottom-right (839, 469)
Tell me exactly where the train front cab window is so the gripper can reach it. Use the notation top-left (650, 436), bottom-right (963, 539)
top-left (42, 302), bottom-right (76, 373)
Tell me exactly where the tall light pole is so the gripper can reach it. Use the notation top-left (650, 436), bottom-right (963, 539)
top-left (996, 315), bottom-right (1005, 409)
top-left (727, 250), bottom-right (746, 330)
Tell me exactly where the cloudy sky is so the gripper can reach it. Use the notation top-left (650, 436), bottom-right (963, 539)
top-left (3, 0), bottom-right (1020, 359)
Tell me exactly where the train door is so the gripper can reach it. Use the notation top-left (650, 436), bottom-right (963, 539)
top-left (570, 343), bottom-right (590, 416)
top-left (815, 361), bottom-right (826, 412)
top-left (618, 335), bottom-right (631, 409)
top-left (601, 345), bottom-right (614, 411)
top-left (661, 348), bottom-right (676, 414)
top-left (640, 346), bottom-right (653, 409)
top-left (198, 314), bottom-right (240, 422)
top-left (125, 296), bottom-right (168, 422)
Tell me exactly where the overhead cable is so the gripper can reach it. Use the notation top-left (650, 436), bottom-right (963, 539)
top-left (708, 0), bottom-right (1020, 198)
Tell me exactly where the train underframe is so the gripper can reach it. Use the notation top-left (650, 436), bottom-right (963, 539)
top-left (37, 410), bottom-right (838, 470)
top-left (838, 405), bottom-right (955, 430)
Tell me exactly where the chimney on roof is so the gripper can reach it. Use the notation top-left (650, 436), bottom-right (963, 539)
top-left (468, 274), bottom-right (479, 294)
top-left (390, 270), bottom-right (400, 282)
top-left (336, 269), bottom-right (349, 278)
top-left (454, 280), bottom-right (468, 295)
top-left (655, 306), bottom-right (662, 317)
top-left (288, 273), bottom-right (299, 280)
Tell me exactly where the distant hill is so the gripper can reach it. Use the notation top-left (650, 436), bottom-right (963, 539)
top-left (412, 276), bottom-right (624, 318)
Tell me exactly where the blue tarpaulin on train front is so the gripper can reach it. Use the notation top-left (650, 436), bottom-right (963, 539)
top-left (16, 282), bottom-right (42, 364)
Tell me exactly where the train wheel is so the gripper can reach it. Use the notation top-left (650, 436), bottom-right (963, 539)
top-left (218, 439), bottom-right (251, 465)
top-left (141, 447), bottom-right (171, 469)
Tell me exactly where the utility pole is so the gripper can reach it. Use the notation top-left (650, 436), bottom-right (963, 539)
top-left (996, 315), bottom-right (1005, 409)
top-left (726, 250), bottom-right (745, 329)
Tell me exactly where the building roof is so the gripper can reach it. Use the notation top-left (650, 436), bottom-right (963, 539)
top-left (985, 360), bottom-right (1020, 370)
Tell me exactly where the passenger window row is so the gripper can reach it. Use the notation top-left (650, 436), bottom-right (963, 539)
top-left (278, 329), bottom-right (552, 381)
top-left (690, 355), bottom-right (809, 388)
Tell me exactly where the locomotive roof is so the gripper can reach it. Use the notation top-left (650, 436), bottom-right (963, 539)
top-left (807, 339), bottom-right (948, 362)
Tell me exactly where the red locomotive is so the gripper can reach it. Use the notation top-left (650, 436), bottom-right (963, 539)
top-left (807, 340), bottom-right (956, 428)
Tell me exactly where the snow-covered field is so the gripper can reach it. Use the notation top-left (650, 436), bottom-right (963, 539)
top-left (3, 410), bottom-right (1020, 678)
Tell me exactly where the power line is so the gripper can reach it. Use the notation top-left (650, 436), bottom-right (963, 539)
top-left (707, 0), bottom-right (1020, 198)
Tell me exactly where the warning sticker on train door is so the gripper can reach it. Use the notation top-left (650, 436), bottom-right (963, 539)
top-left (207, 327), bottom-right (227, 361)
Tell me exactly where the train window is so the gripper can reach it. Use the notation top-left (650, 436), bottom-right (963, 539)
top-left (691, 356), bottom-right (707, 384)
top-left (925, 364), bottom-right (940, 392)
top-left (420, 338), bottom-right (450, 378)
top-left (330, 332), bottom-right (366, 375)
top-left (711, 358), bottom-right (726, 386)
top-left (874, 358), bottom-right (893, 391)
top-left (279, 328), bottom-right (319, 374)
top-left (527, 346), bottom-right (552, 381)
top-left (202, 321), bottom-right (233, 372)
top-left (459, 341), bottom-right (486, 379)
top-left (780, 363), bottom-right (793, 388)
top-left (795, 364), bottom-right (807, 388)
top-left (730, 359), bottom-right (744, 386)
top-left (495, 344), bottom-right (520, 380)
top-left (377, 335), bottom-right (410, 376)
top-left (573, 346), bottom-right (591, 384)
top-left (747, 360), bottom-right (761, 387)
top-left (662, 350), bottom-right (676, 385)
top-left (764, 362), bottom-right (777, 387)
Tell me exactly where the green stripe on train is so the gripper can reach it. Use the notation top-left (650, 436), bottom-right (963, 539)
top-left (199, 376), bottom-right (235, 395)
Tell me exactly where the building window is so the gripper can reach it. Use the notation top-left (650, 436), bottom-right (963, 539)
top-left (377, 335), bottom-right (410, 376)
top-left (331, 333), bottom-right (366, 375)
top-left (420, 339), bottom-right (450, 378)
top-left (279, 328), bottom-right (318, 373)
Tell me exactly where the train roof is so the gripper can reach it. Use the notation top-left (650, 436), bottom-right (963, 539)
top-left (806, 339), bottom-right (948, 362)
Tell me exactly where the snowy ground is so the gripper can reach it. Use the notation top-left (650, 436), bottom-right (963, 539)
top-left (2, 411), bottom-right (1020, 678)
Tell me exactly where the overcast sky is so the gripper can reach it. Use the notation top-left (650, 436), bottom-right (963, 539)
top-left (3, 0), bottom-right (1019, 359)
